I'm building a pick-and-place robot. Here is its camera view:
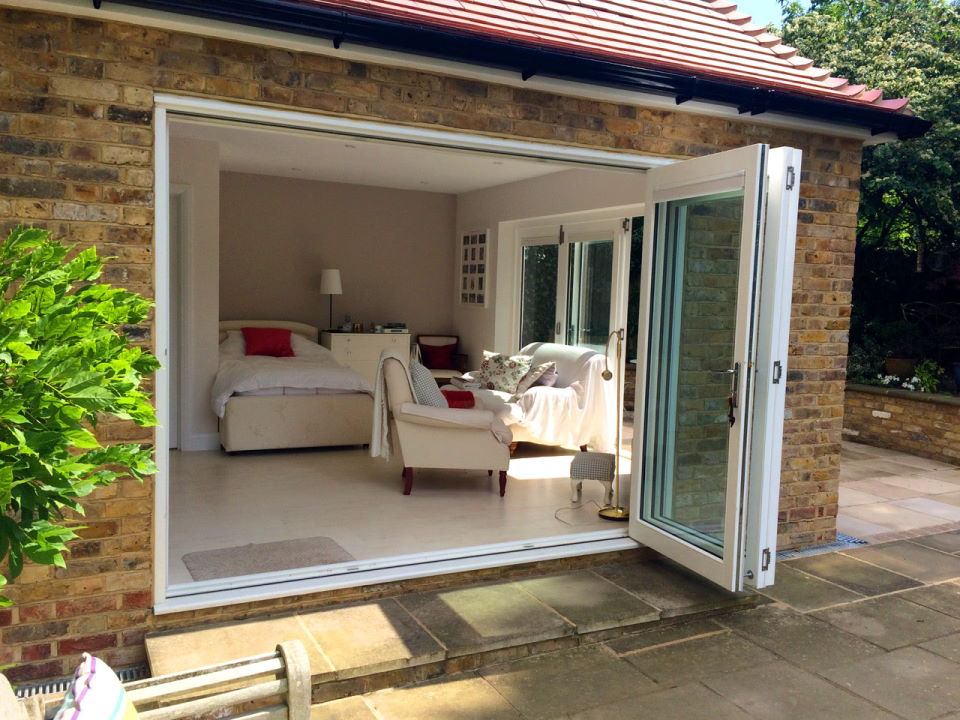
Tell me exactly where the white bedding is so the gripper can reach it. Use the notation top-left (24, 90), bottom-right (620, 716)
top-left (211, 331), bottom-right (373, 417)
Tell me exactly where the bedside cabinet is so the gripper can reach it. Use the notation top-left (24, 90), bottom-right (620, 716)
top-left (321, 332), bottom-right (410, 385)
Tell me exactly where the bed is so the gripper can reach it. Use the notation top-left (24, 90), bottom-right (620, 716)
top-left (214, 320), bottom-right (374, 452)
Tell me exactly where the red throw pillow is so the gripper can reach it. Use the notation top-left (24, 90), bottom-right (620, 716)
top-left (242, 327), bottom-right (295, 357)
top-left (441, 389), bottom-right (475, 409)
top-left (420, 342), bottom-right (456, 369)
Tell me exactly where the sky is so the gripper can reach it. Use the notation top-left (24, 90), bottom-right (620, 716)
top-left (730, 0), bottom-right (811, 28)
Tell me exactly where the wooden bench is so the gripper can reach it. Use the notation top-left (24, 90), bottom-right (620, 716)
top-left (2, 641), bottom-right (311, 720)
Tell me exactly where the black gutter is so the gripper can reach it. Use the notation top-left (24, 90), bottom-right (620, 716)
top-left (99, 0), bottom-right (931, 139)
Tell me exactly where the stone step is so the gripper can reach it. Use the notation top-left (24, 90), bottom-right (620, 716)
top-left (145, 557), bottom-right (761, 705)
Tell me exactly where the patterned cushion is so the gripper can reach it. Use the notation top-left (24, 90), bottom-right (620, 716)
top-left (516, 361), bottom-right (557, 395)
top-left (410, 362), bottom-right (448, 408)
top-left (570, 451), bottom-right (616, 482)
top-left (475, 351), bottom-right (534, 393)
top-left (54, 654), bottom-right (139, 720)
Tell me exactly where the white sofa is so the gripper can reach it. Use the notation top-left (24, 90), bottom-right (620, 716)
top-left (454, 342), bottom-right (617, 452)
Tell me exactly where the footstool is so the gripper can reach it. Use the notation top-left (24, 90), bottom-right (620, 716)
top-left (570, 451), bottom-right (615, 506)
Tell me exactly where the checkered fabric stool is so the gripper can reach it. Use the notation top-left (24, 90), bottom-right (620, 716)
top-left (570, 451), bottom-right (615, 505)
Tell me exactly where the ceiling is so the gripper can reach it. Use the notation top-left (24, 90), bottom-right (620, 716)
top-left (169, 118), bottom-right (567, 194)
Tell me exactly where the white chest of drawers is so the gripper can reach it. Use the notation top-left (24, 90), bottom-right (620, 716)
top-left (320, 332), bottom-right (410, 385)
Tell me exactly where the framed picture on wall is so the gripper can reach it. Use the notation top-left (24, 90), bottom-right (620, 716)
top-left (458, 230), bottom-right (490, 308)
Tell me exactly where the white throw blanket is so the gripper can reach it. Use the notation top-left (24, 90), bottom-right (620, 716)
top-left (461, 349), bottom-right (616, 452)
top-left (370, 347), bottom-right (413, 460)
top-left (211, 356), bottom-right (372, 418)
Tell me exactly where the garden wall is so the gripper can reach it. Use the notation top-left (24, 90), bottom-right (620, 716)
top-left (843, 384), bottom-right (960, 465)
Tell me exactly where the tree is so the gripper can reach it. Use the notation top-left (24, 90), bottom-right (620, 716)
top-left (779, 1), bottom-right (960, 377)
top-left (781, 0), bottom-right (960, 254)
top-left (0, 226), bottom-right (158, 605)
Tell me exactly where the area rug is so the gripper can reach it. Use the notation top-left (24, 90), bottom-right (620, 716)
top-left (183, 536), bottom-right (355, 581)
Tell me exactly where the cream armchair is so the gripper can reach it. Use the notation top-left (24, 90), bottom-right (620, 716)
top-left (382, 355), bottom-right (512, 495)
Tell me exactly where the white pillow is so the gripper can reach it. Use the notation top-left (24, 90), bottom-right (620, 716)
top-left (219, 330), bottom-right (245, 357)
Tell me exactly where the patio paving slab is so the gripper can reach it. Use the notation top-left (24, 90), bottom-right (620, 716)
top-left (604, 617), bottom-right (725, 655)
top-left (912, 530), bottom-right (960, 554)
top-left (842, 540), bottom-right (960, 582)
top-left (311, 696), bottom-right (377, 720)
top-left (479, 645), bottom-right (655, 720)
top-left (841, 479), bottom-right (920, 500)
top-left (594, 558), bottom-right (751, 617)
top-left (564, 682), bottom-right (754, 720)
top-left (621, 630), bottom-right (776, 686)
top-left (825, 647), bottom-right (960, 720)
top-left (718, 605), bottom-right (884, 672)
top-left (921, 631), bottom-right (960, 663)
top-left (786, 552), bottom-right (921, 596)
top-left (366, 674), bottom-right (523, 720)
top-left (703, 659), bottom-right (899, 720)
top-left (891, 497), bottom-right (960, 522)
top-left (298, 599), bottom-right (445, 679)
top-left (842, 502), bottom-right (947, 532)
top-left (758, 564), bottom-right (863, 611)
top-left (145, 614), bottom-right (335, 677)
top-left (814, 595), bottom-right (960, 650)
top-left (514, 571), bottom-right (659, 633)
top-left (397, 581), bottom-right (573, 657)
top-left (898, 581), bottom-right (960, 618)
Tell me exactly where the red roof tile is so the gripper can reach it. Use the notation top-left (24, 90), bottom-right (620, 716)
top-left (295, 0), bottom-right (910, 114)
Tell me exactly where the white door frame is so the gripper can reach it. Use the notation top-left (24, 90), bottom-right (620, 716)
top-left (630, 145), bottom-right (767, 590)
top-left (152, 94), bottom-right (671, 611)
top-left (628, 144), bottom-right (800, 591)
top-left (505, 208), bottom-right (641, 354)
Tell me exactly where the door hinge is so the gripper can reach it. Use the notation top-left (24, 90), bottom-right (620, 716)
top-left (622, 218), bottom-right (630, 232)
top-left (761, 548), bottom-right (772, 572)
top-left (785, 166), bottom-right (796, 191)
top-left (558, 225), bottom-right (565, 246)
top-left (772, 360), bottom-right (782, 384)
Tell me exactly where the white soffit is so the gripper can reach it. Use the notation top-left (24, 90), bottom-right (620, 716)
top-left (169, 117), bottom-right (575, 193)
top-left (11, 0), bottom-right (891, 144)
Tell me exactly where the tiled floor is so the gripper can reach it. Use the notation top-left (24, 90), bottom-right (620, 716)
top-left (168, 444), bottom-right (630, 584)
top-left (838, 441), bottom-right (960, 543)
top-left (313, 529), bottom-right (960, 719)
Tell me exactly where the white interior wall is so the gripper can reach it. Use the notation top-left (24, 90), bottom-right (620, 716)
top-left (454, 167), bottom-right (647, 362)
top-left (219, 172), bottom-right (457, 335)
top-left (170, 138), bottom-right (220, 451)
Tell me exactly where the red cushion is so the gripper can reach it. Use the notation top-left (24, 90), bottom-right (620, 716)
top-left (242, 327), bottom-right (295, 357)
top-left (420, 342), bottom-right (456, 369)
top-left (441, 389), bottom-right (475, 409)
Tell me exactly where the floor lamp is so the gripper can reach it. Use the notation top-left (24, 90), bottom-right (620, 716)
top-left (599, 328), bottom-right (629, 521)
top-left (320, 269), bottom-right (342, 330)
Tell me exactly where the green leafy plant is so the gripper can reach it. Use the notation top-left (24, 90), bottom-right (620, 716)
top-left (909, 359), bottom-right (945, 393)
top-left (0, 226), bottom-right (159, 606)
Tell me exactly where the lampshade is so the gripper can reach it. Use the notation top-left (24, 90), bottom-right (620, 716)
top-left (319, 268), bottom-right (342, 295)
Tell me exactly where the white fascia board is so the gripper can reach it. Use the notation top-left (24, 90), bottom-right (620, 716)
top-left (13, 0), bottom-right (885, 144)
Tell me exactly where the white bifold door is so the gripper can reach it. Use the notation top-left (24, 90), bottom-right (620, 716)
top-left (629, 144), bottom-right (801, 591)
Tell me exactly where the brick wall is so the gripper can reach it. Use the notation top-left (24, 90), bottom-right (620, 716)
top-left (844, 384), bottom-right (960, 465)
top-left (0, 7), bottom-right (862, 680)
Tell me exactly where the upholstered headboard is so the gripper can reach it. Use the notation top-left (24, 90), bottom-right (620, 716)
top-left (219, 320), bottom-right (319, 343)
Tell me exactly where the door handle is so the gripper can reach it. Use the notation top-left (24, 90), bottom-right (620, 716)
top-left (712, 364), bottom-right (741, 426)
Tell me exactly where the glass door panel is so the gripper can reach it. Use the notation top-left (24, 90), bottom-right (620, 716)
top-left (630, 144), bottom-right (775, 591)
top-left (565, 239), bottom-right (614, 352)
top-left (519, 243), bottom-right (559, 348)
top-left (643, 191), bottom-right (744, 556)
